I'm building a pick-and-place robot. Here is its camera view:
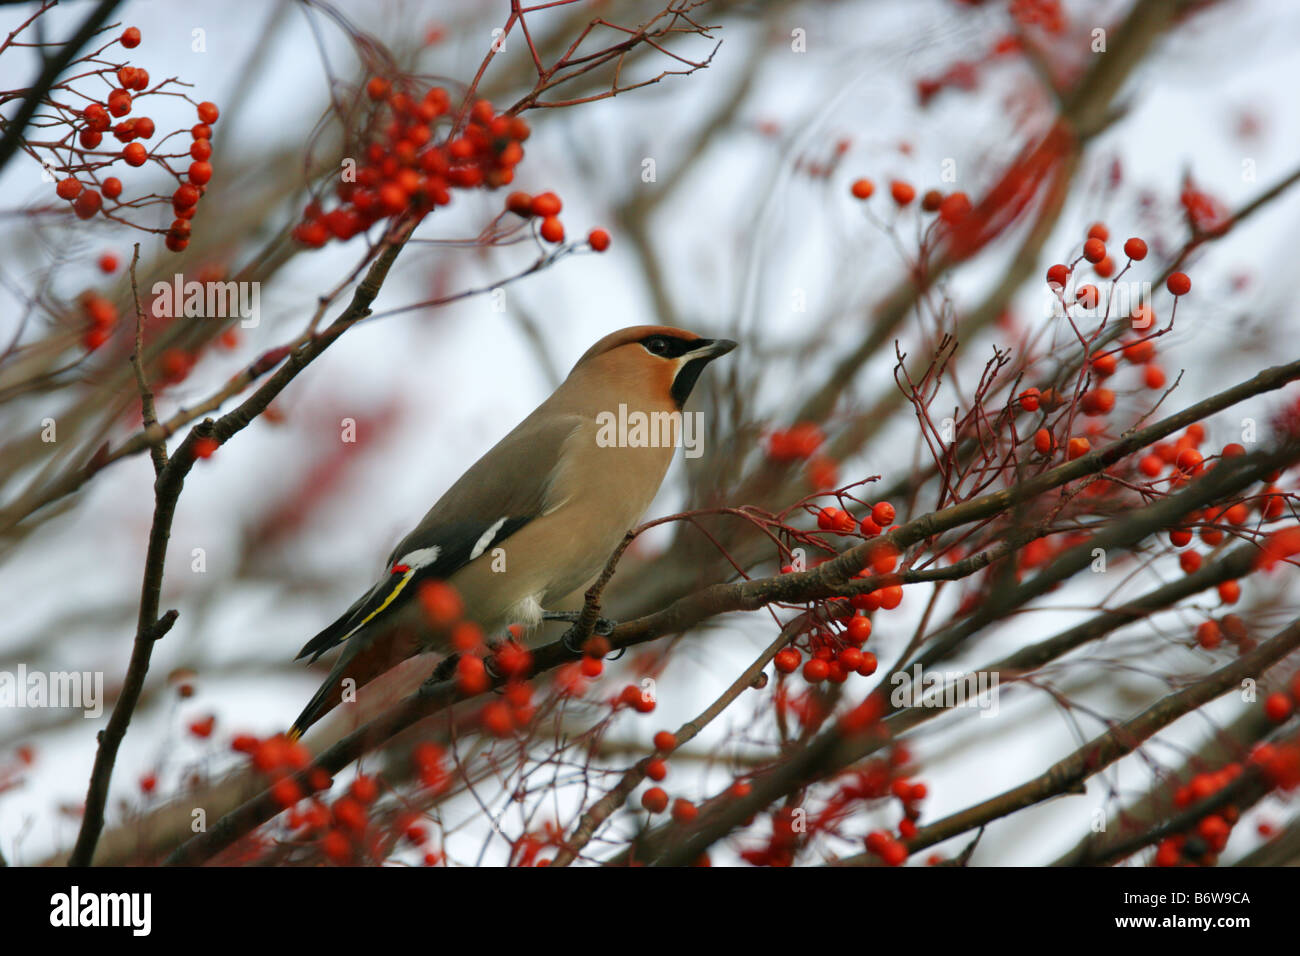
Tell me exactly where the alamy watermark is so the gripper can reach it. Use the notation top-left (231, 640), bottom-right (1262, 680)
top-left (0, 664), bottom-right (103, 718)
top-left (595, 404), bottom-right (706, 458)
top-left (890, 663), bottom-right (999, 717)
top-left (152, 273), bottom-right (260, 328)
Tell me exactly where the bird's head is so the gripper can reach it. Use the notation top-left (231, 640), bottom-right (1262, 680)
top-left (570, 325), bottom-right (737, 409)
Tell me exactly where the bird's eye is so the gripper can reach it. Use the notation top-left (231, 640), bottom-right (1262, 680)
top-left (645, 336), bottom-right (669, 355)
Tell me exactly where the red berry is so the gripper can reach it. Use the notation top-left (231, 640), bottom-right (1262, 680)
top-left (271, 778), bottom-right (302, 809)
top-left (1086, 222), bottom-right (1109, 241)
top-left (641, 787), bottom-right (669, 813)
top-left (120, 26), bottom-right (141, 48)
top-left (653, 731), bottom-right (678, 752)
top-left (56, 178), bottom-right (82, 200)
top-left (850, 178), bottom-right (875, 199)
top-left (1019, 387), bottom-right (1041, 412)
top-left (1082, 238), bottom-right (1106, 263)
top-left (1046, 263), bottom-right (1070, 288)
top-left (1034, 428), bottom-right (1054, 455)
top-left (1123, 237), bottom-right (1147, 260)
top-left (1124, 338), bottom-right (1155, 363)
top-left (84, 103), bottom-right (110, 131)
top-left (188, 161), bottom-right (212, 185)
top-left (173, 183), bottom-right (201, 208)
top-left (531, 192), bottom-right (562, 217)
top-left (72, 190), bottom-right (102, 219)
top-left (845, 615), bottom-right (872, 645)
top-left (802, 659), bottom-right (830, 683)
top-left (857, 651), bottom-right (878, 676)
top-left (1081, 388), bottom-right (1115, 415)
top-left (366, 77), bottom-right (390, 100)
top-left (872, 502), bottom-right (896, 526)
top-left (539, 216), bottom-right (564, 243)
top-left (1175, 448), bottom-right (1204, 474)
top-left (1143, 364), bottom-right (1167, 389)
top-left (871, 543), bottom-right (899, 574)
top-left (1264, 692), bottom-right (1293, 723)
top-left (505, 191), bottom-right (533, 216)
top-left (1217, 580), bottom-right (1241, 605)
top-left (196, 101), bottom-right (220, 124)
top-left (877, 584), bottom-right (903, 609)
top-left (122, 142), bottom-right (147, 166)
top-left (672, 798), bottom-right (698, 823)
top-left (1086, 354), bottom-right (1117, 381)
top-left (1067, 436), bottom-right (1091, 459)
top-left (481, 699), bottom-right (514, 736)
top-left (1138, 454), bottom-right (1163, 477)
top-left (646, 758), bottom-right (668, 781)
top-left (587, 228), bottom-right (611, 252)
top-left (881, 840), bottom-right (908, 866)
top-left (107, 89), bottom-right (132, 117)
top-left (190, 139), bottom-right (212, 161)
top-left (320, 829), bottom-right (350, 862)
top-left (938, 191), bottom-right (971, 223)
top-left (333, 795), bottom-right (367, 832)
top-left (774, 648), bottom-right (801, 673)
top-left (1166, 272), bottom-right (1191, 296)
top-left (1196, 621), bottom-right (1221, 650)
top-left (456, 655), bottom-right (488, 694)
top-left (418, 581), bottom-right (462, 626)
top-left (889, 180), bottom-right (915, 205)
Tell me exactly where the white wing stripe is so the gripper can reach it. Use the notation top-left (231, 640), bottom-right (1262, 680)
top-left (397, 545), bottom-right (441, 569)
top-left (470, 517), bottom-right (508, 560)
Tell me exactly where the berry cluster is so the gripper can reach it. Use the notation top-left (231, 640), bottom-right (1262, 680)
top-left (738, 747), bottom-right (923, 867)
top-left (765, 421), bottom-right (839, 489)
top-left (849, 176), bottom-right (974, 227)
top-left (40, 27), bottom-right (218, 250)
top-left (293, 85), bottom-right (529, 246)
top-left (500, 189), bottom-right (610, 251)
top-left (1156, 727), bottom-right (1300, 868)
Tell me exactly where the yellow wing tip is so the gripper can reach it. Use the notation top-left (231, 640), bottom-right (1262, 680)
top-left (286, 726), bottom-right (303, 743)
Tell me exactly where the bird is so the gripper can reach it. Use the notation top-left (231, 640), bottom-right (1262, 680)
top-left (287, 325), bottom-right (736, 739)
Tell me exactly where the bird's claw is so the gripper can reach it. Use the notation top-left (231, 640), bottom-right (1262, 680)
top-left (560, 618), bottom-right (619, 654)
top-left (430, 653), bottom-right (459, 683)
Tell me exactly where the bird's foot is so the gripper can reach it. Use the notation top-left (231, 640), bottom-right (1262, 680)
top-left (426, 650), bottom-right (506, 693)
top-left (544, 610), bottom-right (617, 642)
top-left (430, 653), bottom-right (459, 683)
top-left (560, 620), bottom-right (619, 655)
top-left (482, 648), bottom-right (505, 687)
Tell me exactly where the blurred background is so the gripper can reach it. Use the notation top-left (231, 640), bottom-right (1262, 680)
top-left (1, 0), bottom-right (1298, 865)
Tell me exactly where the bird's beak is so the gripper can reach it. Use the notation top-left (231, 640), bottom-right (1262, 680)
top-left (669, 338), bottom-right (736, 407)
top-left (687, 338), bottom-right (738, 362)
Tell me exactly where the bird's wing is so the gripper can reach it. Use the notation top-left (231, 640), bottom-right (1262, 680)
top-left (294, 413), bottom-right (584, 664)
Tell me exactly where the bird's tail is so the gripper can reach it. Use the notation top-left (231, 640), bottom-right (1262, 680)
top-left (287, 674), bottom-right (340, 742)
